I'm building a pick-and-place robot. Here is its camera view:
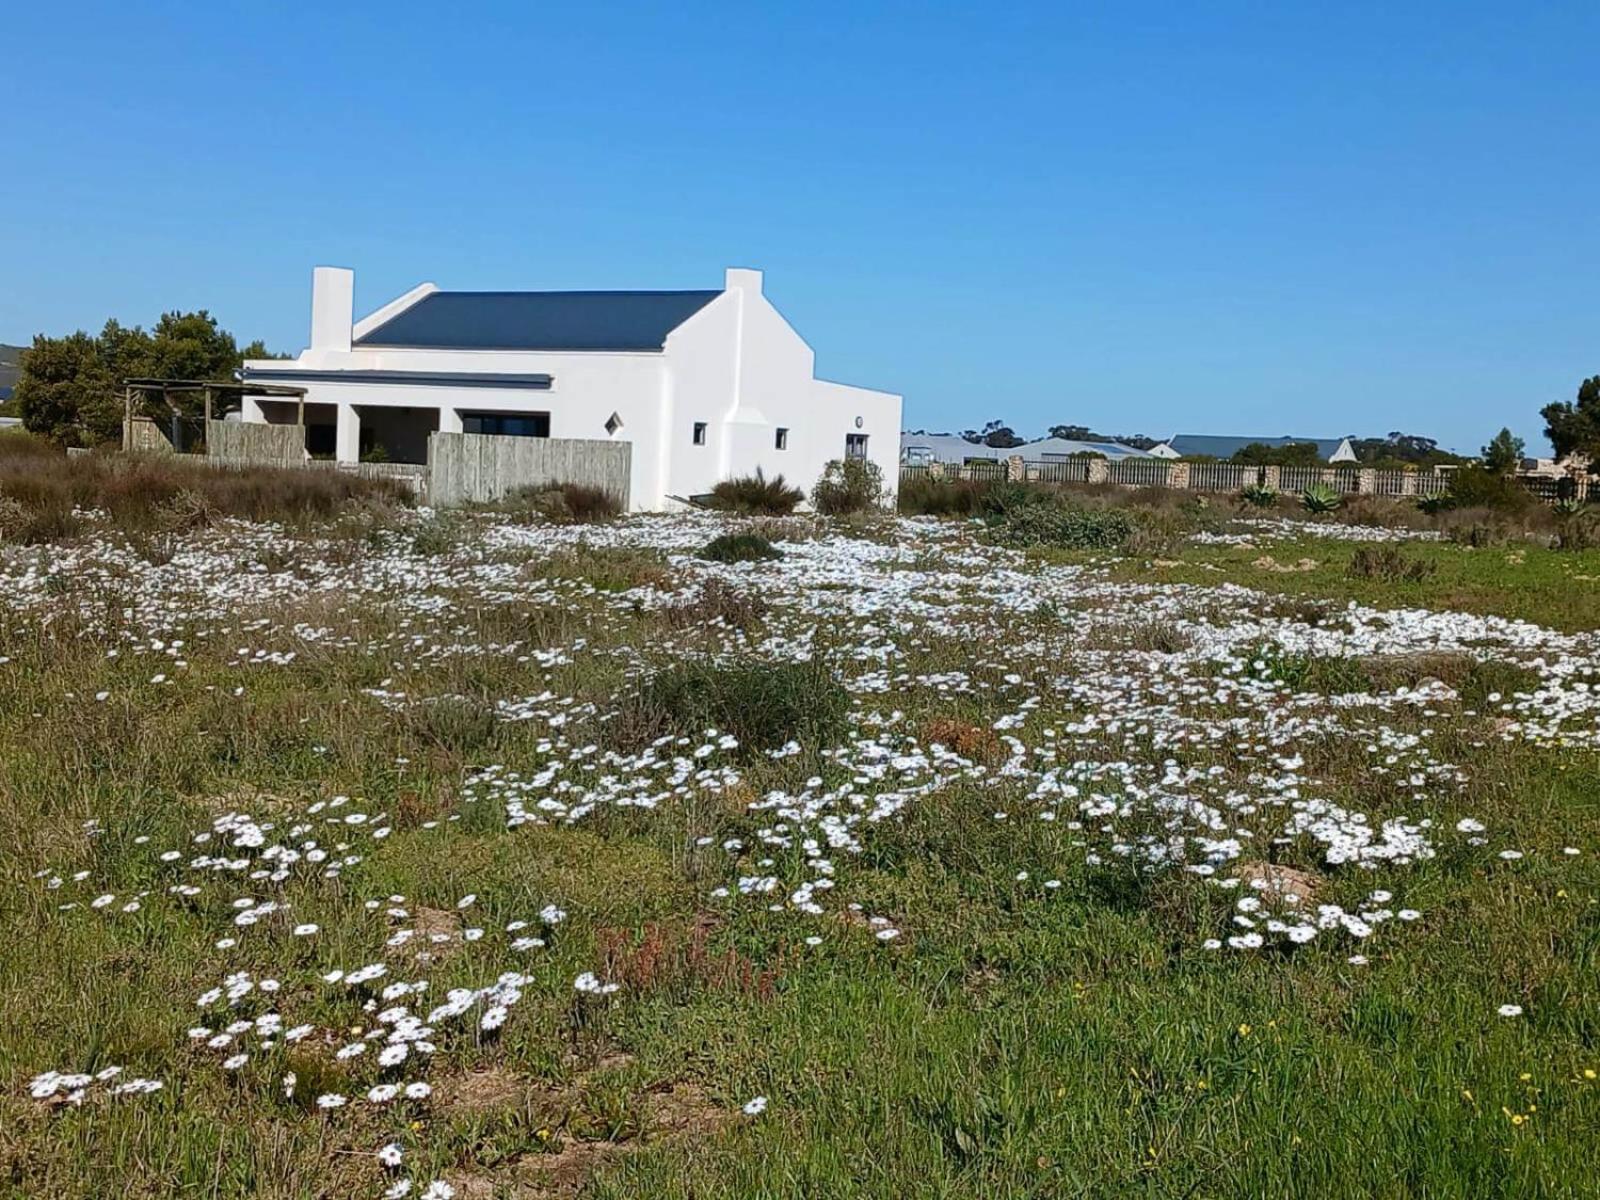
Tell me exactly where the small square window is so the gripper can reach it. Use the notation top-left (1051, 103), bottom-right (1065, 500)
top-left (692, 422), bottom-right (707, 446)
top-left (845, 433), bottom-right (869, 460)
top-left (775, 427), bottom-right (789, 451)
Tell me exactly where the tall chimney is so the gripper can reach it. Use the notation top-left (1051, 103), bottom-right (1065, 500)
top-left (724, 267), bottom-right (763, 295)
top-left (310, 266), bottom-right (354, 353)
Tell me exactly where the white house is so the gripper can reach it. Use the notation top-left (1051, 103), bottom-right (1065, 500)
top-left (240, 267), bottom-right (901, 510)
top-left (1148, 434), bottom-right (1358, 463)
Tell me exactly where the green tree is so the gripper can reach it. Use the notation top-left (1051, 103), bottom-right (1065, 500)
top-left (1232, 441), bottom-right (1322, 467)
top-left (1481, 427), bottom-right (1525, 474)
top-left (12, 331), bottom-right (124, 446)
top-left (14, 312), bottom-right (274, 447)
top-left (1541, 376), bottom-right (1600, 463)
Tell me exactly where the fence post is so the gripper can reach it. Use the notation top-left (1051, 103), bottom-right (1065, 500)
top-left (1169, 462), bottom-right (1191, 489)
top-left (1007, 455), bottom-right (1025, 482)
top-left (1087, 457), bottom-right (1109, 484)
top-left (1357, 468), bottom-right (1375, 495)
top-left (926, 462), bottom-right (944, 481)
top-left (1262, 466), bottom-right (1280, 490)
top-left (1400, 471), bottom-right (1417, 496)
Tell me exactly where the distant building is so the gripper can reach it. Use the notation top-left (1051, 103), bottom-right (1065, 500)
top-left (0, 343), bottom-right (23, 405)
top-left (900, 432), bottom-right (1153, 466)
top-left (241, 267), bottom-right (901, 510)
top-left (1148, 434), bottom-right (1357, 463)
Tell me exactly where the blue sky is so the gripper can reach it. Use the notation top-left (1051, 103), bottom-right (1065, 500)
top-left (4, 2), bottom-right (1596, 453)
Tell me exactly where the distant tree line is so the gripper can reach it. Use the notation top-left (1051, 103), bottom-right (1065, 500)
top-left (9, 312), bottom-right (281, 447)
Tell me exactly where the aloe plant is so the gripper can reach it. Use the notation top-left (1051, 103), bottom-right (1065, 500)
top-left (1240, 483), bottom-right (1279, 508)
top-left (1299, 483), bottom-right (1341, 514)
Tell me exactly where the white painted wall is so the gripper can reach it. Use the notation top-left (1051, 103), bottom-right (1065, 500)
top-left (242, 266), bottom-right (902, 511)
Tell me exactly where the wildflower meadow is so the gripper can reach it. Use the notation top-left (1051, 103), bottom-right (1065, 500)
top-left (3, 480), bottom-right (1599, 1198)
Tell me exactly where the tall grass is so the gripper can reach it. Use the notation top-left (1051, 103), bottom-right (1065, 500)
top-left (0, 440), bottom-right (410, 542)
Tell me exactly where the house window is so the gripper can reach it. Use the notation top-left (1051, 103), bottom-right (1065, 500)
top-left (775, 427), bottom-right (789, 451)
top-left (460, 411), bottom-right (550, 438)
top-left (693, 422), bottom-right (707, 445)
top-left (845, 433), bottom-right (869, 460)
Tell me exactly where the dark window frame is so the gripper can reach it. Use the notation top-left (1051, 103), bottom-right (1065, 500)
top-left (692, 421), bottom-right (708, 446)
top-left (459, 410), bottom-right (551, 438)
top-left (775, 427), bottom-right (789, 450)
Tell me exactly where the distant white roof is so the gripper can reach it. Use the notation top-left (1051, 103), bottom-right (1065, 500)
top-left (1013, 436), bottom-right (1153, 461)
top-left (900, 432), bottom-right (1153, 464)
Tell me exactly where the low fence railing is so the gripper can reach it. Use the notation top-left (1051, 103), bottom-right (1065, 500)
top-left (900, 457), bottom-right (1573, 504)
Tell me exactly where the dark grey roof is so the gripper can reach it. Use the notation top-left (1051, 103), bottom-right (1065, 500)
top-left (354, 291), bottom-right (721, 352)
top-left (242, 367), bottom-right (551, 391)
top-left (1165, 434), bottom-right (1348, 459)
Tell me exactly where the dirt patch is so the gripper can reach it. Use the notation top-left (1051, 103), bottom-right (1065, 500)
top-left (387, 905), bottom-right (462, 964)
top-left (1232, 861), bottom-right (1324, 907)
top-left (920, 716), bottom-right (1003, 764)
top-left (444, 1079), bottom-right (731, 1199)
top-left (1252, 555), bottom-right (1318, 573)
top-left (1361, 651), bottom-right (1472, 691)
top-left (194, 788), bottom-right (304, 815)
top-left (443, 1065), bottom-right (539, 1113)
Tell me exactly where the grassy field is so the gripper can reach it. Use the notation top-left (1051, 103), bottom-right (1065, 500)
top-left (2, 491), bottom-right (1599, 1198)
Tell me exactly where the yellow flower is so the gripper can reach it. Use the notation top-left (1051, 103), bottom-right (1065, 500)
top-left (1238, 1023), bottom-right (1253, 1037)
top-left (1584, 1069), bottom-right (1596, 1080)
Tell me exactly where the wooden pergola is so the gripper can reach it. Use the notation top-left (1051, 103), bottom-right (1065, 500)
top-left (121, 378), bottom-right (308, 451)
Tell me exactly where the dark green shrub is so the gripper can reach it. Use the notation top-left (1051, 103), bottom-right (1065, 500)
top-left (1347, 545), bottom-right (1437, 583)
top-left (411, 514), bottom-right (461, 556)
top-left (985, 503), bottom-right (1134, 550)
top-left (812, 458), bottom-right (885, 515)
top-left (504, 482), bottom-right (620, 523)
top-left (1437, 464), bottom-right (1531, 513)
top-left (896, 475), bottom-right (996, 517)
top-left (707, 469), bottom-right (804, 515)
top-left (700, 532), bottom-right (782, 564)
top-left (618, 658), bottom-right (848, 751)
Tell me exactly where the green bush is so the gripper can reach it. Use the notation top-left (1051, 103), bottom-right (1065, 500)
top-left (985, 503), bottom-right (1134, 550)
top-left (700, 532), bottom-right (782, 564)
top-left (618, 657), bottom-right (848, 752)
top-left (1299, 483), bottom-right (1341, 514)
top-left (811, 458), bottom-right (885, 515)
top-left (1347, 545), bottom-right (1437, 583)
top-left (897, 475), bottom-right (996, 517)
top-left (706, 469), bottom-right (804, 515)
top-left (1438, 464), bottom-right (1532, 513)
top-left (1240, 483), bottom-right (1279, 508)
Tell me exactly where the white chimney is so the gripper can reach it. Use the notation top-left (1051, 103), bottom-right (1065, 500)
top-left (310, 266), bottom-right (354, 353)
top-left (724, 267), bottom-right (763, 295)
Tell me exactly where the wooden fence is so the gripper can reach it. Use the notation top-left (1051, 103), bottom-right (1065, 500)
top-left (898, 457), bottom-right (1583, 503)
top-left (206, 420), bottom-right (306, 468)
top-left (427, 432), bottom-right (631, 508)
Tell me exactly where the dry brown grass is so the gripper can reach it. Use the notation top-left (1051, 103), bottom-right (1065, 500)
top-left (0, 440), bottom-right (410, 543)
top-left (920, 716), bottom-right (1004, 764)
